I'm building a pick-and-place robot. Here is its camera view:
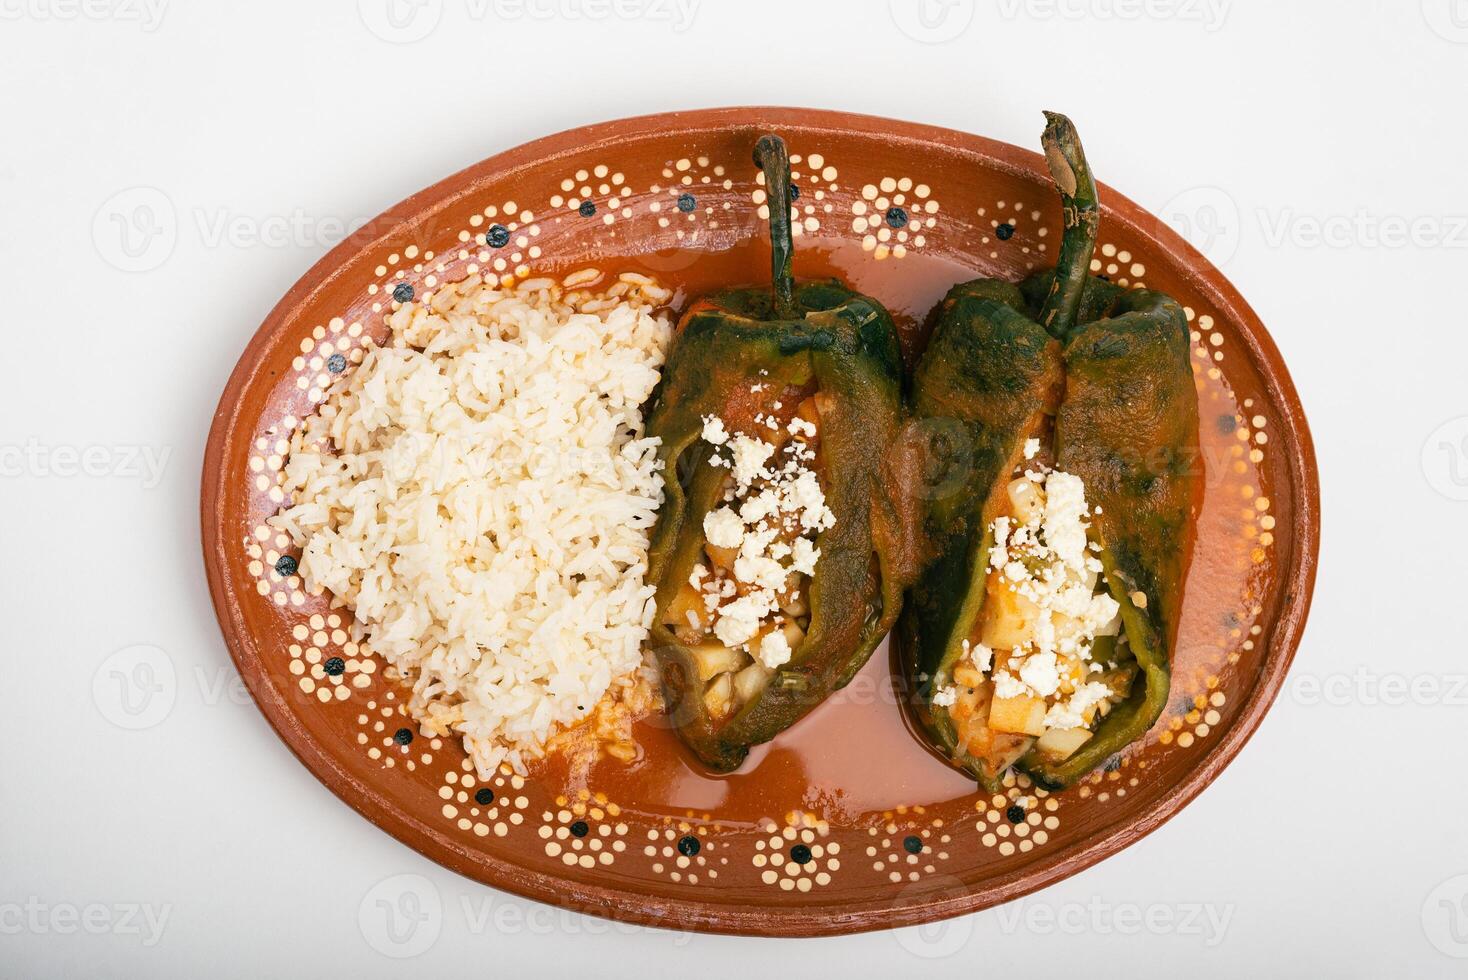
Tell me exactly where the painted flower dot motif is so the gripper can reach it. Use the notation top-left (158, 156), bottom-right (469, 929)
top-left (752, 813), bottom-right (839, 892)
top-left (852, 176), bottom-right (937, 259)
top-left (542, 791), bottom-right (626, 869)
top-left (437, 759), bottom-right (519, 839)
top-left (326, 353), bottom-right (347, 374)
top-left (647, 154), bottom-right (733, 238)
top-left (867, 817), bottom-right (952, 883)
top-left (391, 282), bottom-right (414, 303)
top-left (643, 820), bottom-right (718, 884)
top-left (974, 780), bottom-right (1059, 858)
top-left (547, 164), bottom-right (634, 231)
top-left (976, 201), bottom-right (1048, 261)
top-left (450, 200), bottom-right (539, 285)
top-left (289, 613), bottom-right (375, 706)
top-left (749, 150), bottom-right (837, 239)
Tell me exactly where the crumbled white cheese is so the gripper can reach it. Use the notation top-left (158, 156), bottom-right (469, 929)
top-left (932, 686), bottom-right (958, 708)
top-left (690, 414), bottom-right (833, 654)
top-left (729, 435), bottom-right (775, 486)
top-left (756, 630), bottom-right (792, 669)
top-left (702, 507), bottom-right (744, 549)
top-left (993, 670), bottom-right (1029, 700)
top-left (1023, 438), bottom-right (1040, 460)
top-left (700, 415), bottom-right (729, 446)
top-left (1018, 651), bottom-right (1062, 698)
top-left (713, 594), bottom-right (771, 647)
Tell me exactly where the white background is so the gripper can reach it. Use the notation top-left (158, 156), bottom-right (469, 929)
top-left (2, 0), bottom-right (1464, 976)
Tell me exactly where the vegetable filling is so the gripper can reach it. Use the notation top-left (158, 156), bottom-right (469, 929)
top-left (934, 440), bottom-right (1135, 768)
top-left (659, 392), bottom-right (833, 722)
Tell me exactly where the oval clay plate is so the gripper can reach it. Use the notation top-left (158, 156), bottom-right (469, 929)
top-left (202, 107), bottom-right (1318, 937)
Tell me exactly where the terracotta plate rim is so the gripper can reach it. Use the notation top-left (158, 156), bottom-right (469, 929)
top-left (200, 106), bottom-right (1320, 938)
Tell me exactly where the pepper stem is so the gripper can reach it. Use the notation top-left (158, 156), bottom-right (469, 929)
top-left (754, 134), bottom-right (796, 318)
top-left (1036, 111), bottom-right (1100, 340)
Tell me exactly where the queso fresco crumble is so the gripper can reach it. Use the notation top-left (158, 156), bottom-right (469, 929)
top-left (936, 438), bottom-right (1133, 757)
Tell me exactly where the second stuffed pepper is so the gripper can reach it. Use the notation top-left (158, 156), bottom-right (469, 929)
top-left (900, 112), bottom-right (1200, 790)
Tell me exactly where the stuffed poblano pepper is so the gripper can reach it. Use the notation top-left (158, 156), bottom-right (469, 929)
top-left (900, 112), bottom-right (1200, 791)
top-left (644, 134), bottom-right (919, 773)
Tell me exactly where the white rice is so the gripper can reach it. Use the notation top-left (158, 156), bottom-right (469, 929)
top-left (269, 270), bottom-right (673, 775)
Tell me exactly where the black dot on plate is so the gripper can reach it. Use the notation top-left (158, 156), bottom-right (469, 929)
top-left (903, 835), bottom-right (923, 854)
top-left (274, 555), bottom-right (298, 577)
top-left (789, 844), bottom-right (812, 865)
top-left (677, 835), bottom-right (700, 857)
top-left (790, 184), bottom-right (801, 200)
top-left (1217, 413), bottom-right (1238, 434)
top-left (323, 657), bottom-right (345, 676)
top-left (474, 788), bottom-right (495, 806)
top-left (326, 353), bottom-right (347, 374)
top-left (677, 193), bottom-right (696, 212)
top-left (391, 282), bottom-right (414, 303)
top-left (1105, 756), bottom-right (1123, 773)
top-left (393, 727), bottom-right (413, 746)
top-left (996, 222), bottom-right (1016, 241)
top-left (486, 224), bottom-right (509, 248)
top-left (885, 206), bottom-right (908, 229)
top-left (578, 200), bottom-right (597, 217)
top-left (1006, 804), bottom-right (1026, 824)
top-left (570, 820), bottom-right (589, 838)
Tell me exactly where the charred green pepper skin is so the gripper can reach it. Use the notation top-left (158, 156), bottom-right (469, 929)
top-left (901, 113), bottom-right (1199, 791)
top-left (644, 136), bottom-right (919, 773)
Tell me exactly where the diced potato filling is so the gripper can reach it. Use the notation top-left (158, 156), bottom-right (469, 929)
top-left (661, 394), bottom-right (832, 722)
top-left (936, 458), bottom-right (1136, 767)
